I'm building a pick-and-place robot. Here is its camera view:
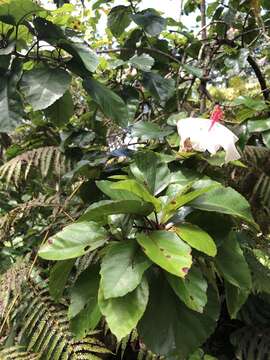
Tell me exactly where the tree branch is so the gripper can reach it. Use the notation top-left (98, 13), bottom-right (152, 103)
top-left (216, 39), bottom-right (270, 101)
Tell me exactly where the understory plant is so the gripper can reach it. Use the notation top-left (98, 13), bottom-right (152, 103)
top-left (1, 0), bottom-right (270, 359)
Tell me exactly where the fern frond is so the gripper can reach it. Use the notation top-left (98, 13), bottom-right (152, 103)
top-left (245, 249), bottom-right (270, 294)
top-left (0, 195), bottom-right (60, 243)
top-left (0, 147), bottom-right (71, 186)
top-left (17, 286), bottom-right (110, 360)
top-left (242, 146), bottom-right (270, 207)
top-left (231, 326), bottom-right (270, 360)
top-left (0, 257), bottom-right (30, 320)
top-left (0, 346), bottom-right (41, 359)
top-left (116, 329), bottom-right (163, 360)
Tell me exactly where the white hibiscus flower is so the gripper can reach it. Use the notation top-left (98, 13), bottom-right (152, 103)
top-left (177, 117), bottom-right (241, 163)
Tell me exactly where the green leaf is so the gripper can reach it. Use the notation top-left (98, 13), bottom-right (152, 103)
top-left (96, 180), bottom-right (141, 200)
top-left (130, 151), bottom-right (171, 195)
top-left (174, 223), bottom-right (217, 257)
top-left (170, 169), bottom-right (201, 188)
top-left (33, 17), bottom-right (65, 44)
top-left (69, 265), bottom-right (101, 339)
top-left (138, 273), bottom-right (220, 359)
top-left (0, 0), bottom-right (44, 25)
top-left (98, 277), bottom-right (149, 340)
top-left (131, 121), bottom-right (173, 139)
top-left (131, 8), bottom-right (166, 36)
top-left (49, 259), bottom-right (75, 301)
top-left (142, 72), bottom-right (175, 102)
top-left (136, 231), bottom-right (192, 278)
top-left (83, 78), bottom-right (128, 127)
top-left (167, 265), bottom-right (208, 313)
top-left (215, 231), bottom-right (252, 289)
top-left (233, 96), bottom-right (267, 111)
top-left (60, 41), bottom-right (100, 73)
top-left (78, 199), bottom-right (154, 223)
top-left (0, 54), bottom-right (11, 72)
top-left (0, 42), bottom-right (15, 56)
top-left (38, 221), bottom-right (109, 260)
top-left (225, 281), bottom-right (249, 319)
top-left (20, 66), bottom-right (71, 111)
top-left (183, 64), bottom-right (203, 79)
top-left (190, 185), bottom-right (257, 228)
top-left (0, 63), bottom-right (24, 132)
top-left (111, 180), bottom-right (161, 211)
top-left (45, 91), bottom-right (74, 127)
top-left (162, 185), bottom-right (217, 223)
top-left (262, 130), bottom-right (270, 148)
top-left (108, 5), bottom-right (131, 37)
top-left (247, 118), bottom-right (270, 133)
top-left (186, 211), bottom-right (233, 247)
top-left (68, 264), bottom-right (100, 319)
top-left (129, 53), bottom-right (155, 71)
top-left (100, 241), bottom-right (151, 299)
top-left (33, 17), bottom-right (99, 73)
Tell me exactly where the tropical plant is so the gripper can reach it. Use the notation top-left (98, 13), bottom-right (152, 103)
top-left (1, 0), bottom-right (270, 359)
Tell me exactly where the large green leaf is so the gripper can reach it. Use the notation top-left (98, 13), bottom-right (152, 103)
top-left (33, 17), bottom-right (99, 74)
top-left (169, 169), bottom-right (201, 188)
top-left (167, 265), bottom-right (208, 313)
top-left (20, 67), bottom-right (71, 111)
top-left (136, 231), bottom-right (192, 277)
top-left (130, 151), bottom-right (170, 195)
top-left (38, 221), bottom-right (109, 260)
top-left (78, 199), bottom-right (154, 223)
top-left (45, 91), bottom-right (74, 127)
top-left (183, 64), bottom-right (203, 79)
top-left (110, 180), bottom-right (161, 211)
top-left (33, 17), bottom-right (64, 44)
top-left (100, 241), bottom-right (151, 299)
top-left (69, 265), bottom-right (101, 339)
top-left (60, 41), bottom-right (99, 73)
top-left (225, 281), bottom-right (249, 319)
top-left (262, 130), bottom-right (270, 148)
top-left (247, 118), bottom-right (270, 133)
top-left (49, 259), bottom-right (75, 301)
top-left (190, 184), bottom-right (257, 228)
top-left (0, 64), bottom-right (24, 132)
top-left (0, 0), bottom-right (44, 25)
top-left (98, 277), bottom-right (149, 340)
top-left (161, 185), bottom-right (217, 223)
top-left (174, 223), bottom-right (217, 257)
top-left (108, 5), bottom-right (131, 37)
top-left (131, 8), bottom-right (166, 36)
top-left (83, 78), bottom-right (128, 127)
top-left (96, 180), bottom-right (140, 200)
top-left (215, 231), bottom-right (252, 289)
top-left (142, 72), bottom-right (175, 102)
top-left (129, 53), bottom-right (155, 72)
top-left (138, 273), bottom-right (220, 359)
top-left (131, 121), bottom-right (173, 139)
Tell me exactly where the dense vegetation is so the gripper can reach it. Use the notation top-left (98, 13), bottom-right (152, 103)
top-left (1, 0), bottom-right (270, 359)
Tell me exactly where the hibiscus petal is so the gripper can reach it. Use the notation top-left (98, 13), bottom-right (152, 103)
top-left (177, 118), bottom-right (241, 163)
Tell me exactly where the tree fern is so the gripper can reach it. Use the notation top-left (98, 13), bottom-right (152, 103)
top-left (242, 146), bottom-right (270, 207)
top-left (245, 249), bottom-right (270, 294)
top-left (15, 286), bottom-right (110, 360)
top-left (0, 195), bottom-right (60, 244)
top-left (230, 294), bottom-right (270, 359)
top-left (0, 346), bottom-right (41, 359)
top-left (231, 326), bottom-right (270, 360)
top-left (0, 147), bottom-right (72, 186)
top-left (0, 258), bottom-right (30, 320)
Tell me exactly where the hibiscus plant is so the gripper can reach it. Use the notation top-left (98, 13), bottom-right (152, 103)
top-left (39, 150), bottom-right (257, 358)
